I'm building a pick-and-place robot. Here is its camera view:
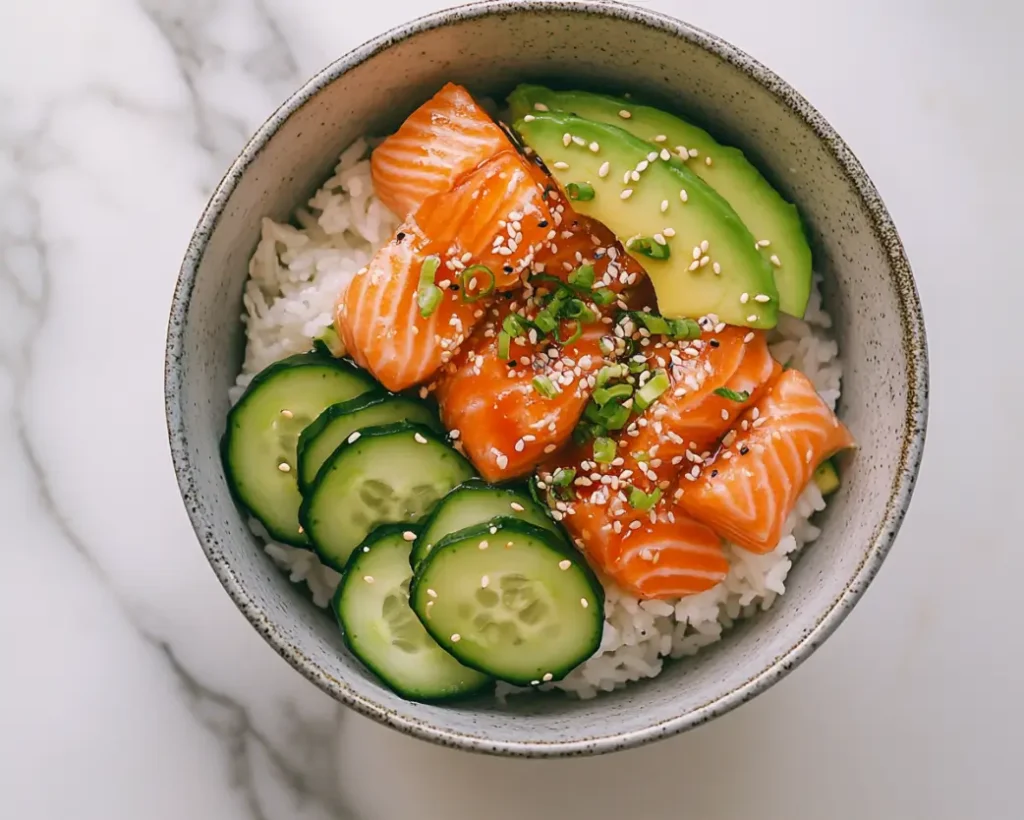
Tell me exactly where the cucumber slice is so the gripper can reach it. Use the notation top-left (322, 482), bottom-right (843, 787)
top-left (410, 520), bottom-right (604, 685)
top-left (221, 353), bottom-right (376, 545)
top-left (300, 423), bottom-right (475, 571)
top-left (411, 479), bottom-right (562, 569)
top-left (297, 393), bottom-right (442, 492)
top-left (333, 525), bottom-right (491, 701)
top-left (813, 458), bottom-right (841, 495)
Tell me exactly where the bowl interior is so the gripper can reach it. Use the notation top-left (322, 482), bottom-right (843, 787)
top-left (167, 1), bottom-right (924, 755)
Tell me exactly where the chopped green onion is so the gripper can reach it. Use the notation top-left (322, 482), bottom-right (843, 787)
top-left (593, 383), bottom-right (633, 406)
top-left (586, 398), bottom-right (631, 430)
top-left (667, 317), bottom-right (702, 340)
top-left (563, 299), bottom-right (596, 323)
top-left (591, 288), bottom-right (617, 306)
top-left (532, 375), bottom-right (560, 398)
top-left (459, 264), bottom-right (495, 301)
top-left (634, 369), bottom-right (670, 410)
top-left (631, 311), bottom-right (671, 336)
top-left (628, 359), bottom-right (648, 374)
top-left (593, 437), bottom-right (616, 464)
top-left (533, 311), bottom-right (557, 334)
top-left (572, 421), bottom-right (603, 445)
top-left (556, 320), bottom-right (584, 346)
top-left (565, 182), bottom-right (595, 201)
top-left (627, 486), bottom-right (663, 511)
top-left (713, 387), bottom-right (750, 402)
top-left (568, 264), bottom-right (596, 288)
top-left (502, 313), bottom-right (526, 338)
top-left (595, 364), bottom-right (624, 387)
top-left (551, 467), bottom-right (576, 487)
top-left (626, 236), bottom-right (671, 260)
top-left (416, 255), bottom-right (443, 318)
top-left (497, 331), bottom-right (511, 360)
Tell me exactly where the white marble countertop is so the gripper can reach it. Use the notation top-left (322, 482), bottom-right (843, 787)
top-left (1, 0), bottom-right (1021, 817)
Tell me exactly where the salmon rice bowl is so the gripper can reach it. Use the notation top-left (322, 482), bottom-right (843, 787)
top-left (224, 83), bottom-right (852, 702)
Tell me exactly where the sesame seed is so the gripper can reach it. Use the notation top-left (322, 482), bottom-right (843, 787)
top-left (757, 239), bottom-right (771, 248)
top-left (580, 597), bottom-right (590, 608)
top-left (402, 531), bottom-right (416, 541)
top-left (622, 170), bottom-right (632, 184)
top-left (277, 462), bottom-right (291, 472)
top-left (660, 148), bottom-right (671, 161)
top-left (688, 148), bottom-right (699, 158)
top-left (618, 109), bottom-right (632, 119)
top-left (559, 559), bottom-right (572, 570)
top-left (688, 260), bottom-right (700, 271)
top-left (451, 633), bottom-right (461, 642)
top-left (280, 409), bottom-right (293, 418)
top-left (663, 227), bottom-right (676, 237)
top-left (598, 161), bottom-right (610, 177)
top-left (570, 135), bottom-right (585, 147)
top-left (705, 156), bottom-right (713, 166)
top-left (654, 134), bottom-right (667, 142)
top-left (363, 575), bottom-right (374, 583)
top-left (721, 409), bottom-right (729, 420)
top-left (654, 233), bottom-right (667, 246)
top-left (699, 255), bottom-right (710, 267)
top-left (347, 431), bottom-right (361, 443)
top-left (479, 540), bottom-right (489, 550)
top-left (620, 189), bottom-right (634, 200)
top-left (544, 443), bottom-right (557, 454)
top-left (740, 292), bottom-right (750, 304)
top-left (679, 189), bottom-right (689, 202)
top-left (743, 332), bottom-right (755, 343)
top-left (692, 246), bottom-right (701, 260)
top-left (754, 294), bottom-right (771, 303)
top-left (496, 454), bottom-right (509, 470)
top-left (481, 575), bottom-right (490, 588)
top-left (660, 199), bottom-right (669, 213)
top-left (449, 429), bottom-right (460, 440)
top-left (414, 432), bottom-right (428, 444)
top-left (553, 161), bottom-right (569, 170)
top-left (636, 160), bottom-right (649, 172)
top-left (747, 314), bottom-right (759, 323)
top-left (542, 672), bottom-right (554, 682)
top-left (589, 141), bottom-right (600, 152)
top-left (534, 102), bottom-right (549, 111)
top-left (700, 240), bottom-right (709, 253)
top-left (712, 262), bottom-right (722, 274)
top-left (562, 133), bottom-right (572, 146)
top-left (427, 588), bottom-right (437, 598)
top-left (770, 254), bottom-right (782, 267)
top-left (523, 114), bottom-right (536, 122)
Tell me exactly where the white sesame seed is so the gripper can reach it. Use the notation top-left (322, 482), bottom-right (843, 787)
top-left (654, 134), bottom-right (667, 142)
top-left (620, 189), bottom-right (634, 200)
top-left (451, 633), bottom-right (461, 642)
top-left (705, 156), bottom-right (713, 166)
top-left (523, 114), bottom-right (536, 122)
top-left (280, 409), bottom-right (293, 418)
top-left (479, 540), bottom-right (489, 550)
top-left (747, 314), bottom-right (759, 323)
top-left (414, 432), bottom-right (428, 444)
top-left (660, 148), bottom-right (671, 161)
top-left (740, 292), bottom-right (750, 304)
top-left (679, 189), bottom-right (689, 202)
top-left (660, 199), bottom-right (669, 213)
top-left (580, 597), bottom-right (590, 608)
top-left (544, 444), bottom-right (557, 453)
top-left (757, 239), bottom-right (771, 248)
top-left (654, 233), bottom-right (667, 246)
top-left (496, 454), bottom-right (509, 470)
top-left (688, 260), bottom-right (700, 271)
top-left (663, 227), bottom-right (676, 237)
top-left (598, 161), bottom-right (610, 177)
top-left (744, 331), bottom-right (755, 343)
top-left (562, 133), bottom-right (571, 146)
top-left (618, 109), bottom-right (632, 119)
top-left (636, 160), bottom-right (649, 172)
top-left (542, 672), bottom-right (554, 682)
top-left (699, 255), bottom-right (710, 267)
top-left (277, 462), bottom-right (291, 472)
top-left (426, 589), bottom-right (437, 599)
top-left (559, 559), bottom-right (572, 570)
top-left (688, 148), bottom-right (699, 158)
top-left (534, 102), bottom-right (549, 111)
top-left (700, 240), bottom-right (709, 253)
top-left (363, 575), bottom-right (374, 583)
top-left (754, 294), bottom-right (771, 303)
top-left (347, 431), bottom-right (361, 443)
top-left (721, 409), bottom-right (729, 421)
top-left (481, 575), bottom-right (490, 588)
top-left (712, 262), bottom-right (722, 274)
top-left (770, 254), bottom-right (782, 267)
top-left (553, 161), bottom-right (569, 170)
top-left (589, 141), bottom-right (600, 152)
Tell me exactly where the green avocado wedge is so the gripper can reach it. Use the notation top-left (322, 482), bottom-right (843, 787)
top-left (508, 85), bottom-right (812, 317)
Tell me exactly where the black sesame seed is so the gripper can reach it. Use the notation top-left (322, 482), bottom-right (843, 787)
top-left (506, 360), bottom-right (518, 368)
top-left (538, 220), bottom-right (548, 228)
top-left (396, 231), bottom-right (406, 241)
top-left (711, 470), bottom-right (719, 478)
top-left (449, 284), bottom-right (460, 291)
top-left (709, 339), bottom-right (720, 348)
top-left (739, 446), bottom-right (749, 455)
top-left (503, 265), bottom-right (514, 273)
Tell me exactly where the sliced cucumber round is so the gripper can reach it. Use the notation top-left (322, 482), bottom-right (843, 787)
top-left (297, 393), bottom-right (442, 492)
top-left (411, 479), bottom-right (563, 569)
top-left (221, 353), bottom-right (376, 545)
top-left (299, 422), bottom-right (475, 571)
top-left (333, 525), bottom-right (492, 701)
top-left (410, 520), bottom-right (604, 685)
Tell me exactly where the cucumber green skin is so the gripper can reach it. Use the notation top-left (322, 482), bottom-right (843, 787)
top-left (410, 478), bottom-right (563, 569)
top-left (332, 524), bottom-right (493, 702)
top-left (410, 520), bottom-right (604, 685)
top-left (299, 422), bottom-right (476, 572)
top-left (221, 352), bottom-right (376, 546)
top-left (296, 392), bottom-right (442, 492)
top-left (515, 113), bottom-right (779, 329)
top-left (508, 85), bottom-right (812, 317)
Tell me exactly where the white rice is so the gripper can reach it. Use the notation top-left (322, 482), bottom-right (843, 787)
top-left (232, 143), bottom-right (843, 698)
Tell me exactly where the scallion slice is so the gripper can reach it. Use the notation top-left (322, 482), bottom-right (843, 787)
top-left (459, 264), bottom-right (495, 301)
top-left (568, 263), bottom-right (596, 288)
top-left (627, 486), bottom-right (663, 511)
top-left (565, 182), bottom-right (595, 201)
top-left (532, 375), bottom-right (560, 398)
top-left (593, 437), bottom-right (616, 464)
top-left (634, 369), bottom-right (670, 410)
top-left (593, 383), bottom-right (633, 406)
top-left (497, 331), bottom-right (511, 360)
top-left (626, 236), bottom-right (671, 260)
top-left (416, 255), bottom-right (443, 318)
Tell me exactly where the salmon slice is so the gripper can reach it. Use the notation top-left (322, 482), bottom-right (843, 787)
top-left (623, 327), bottom-right (780, 472)
top-left (534, 213), bottom-right (647, 293)
top-left (679, 369), bottom-right (856, 553)
top-left (371, 83), bottom-right (514, 218)
top-left (435, 300), bottom-right (608, 482)
top-left (537, 445), bottom-right (728, 600)
top-left (416, 150), bottom-right (554, 290)
top-left (336, 224), bottom-right (487, 392)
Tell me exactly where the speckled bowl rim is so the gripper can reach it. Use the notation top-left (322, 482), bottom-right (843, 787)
top-left (165, 0), bottom-right (928, 757)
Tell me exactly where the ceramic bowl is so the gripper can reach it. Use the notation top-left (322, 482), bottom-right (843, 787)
top-left (165, 0), bottom-right (928, 756)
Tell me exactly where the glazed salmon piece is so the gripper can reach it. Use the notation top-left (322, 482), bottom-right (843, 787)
top-left (679, 369), bottom-right (856, 553)
top-left (336, 224), bottom-right (487, 392)
top-left (624, 327), bottom-right (780, 470)
top-left (434, 301), bottom-right (607, 482)
top-left (416, 150), bottom-right (555, 290)
top-left (537, 446), bottom-right (728, 600)
top-left (534, 213), bottom-right (648, 293)
top-left (371, 83), bottom-right (514, 218)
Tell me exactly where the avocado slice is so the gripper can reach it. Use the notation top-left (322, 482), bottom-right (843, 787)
top-left (515, 112), bottom-right (779, 329)
top-left (812, 458), bottom-right (841, 495)
top-left (508, 85), bottom-right (812, 318)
